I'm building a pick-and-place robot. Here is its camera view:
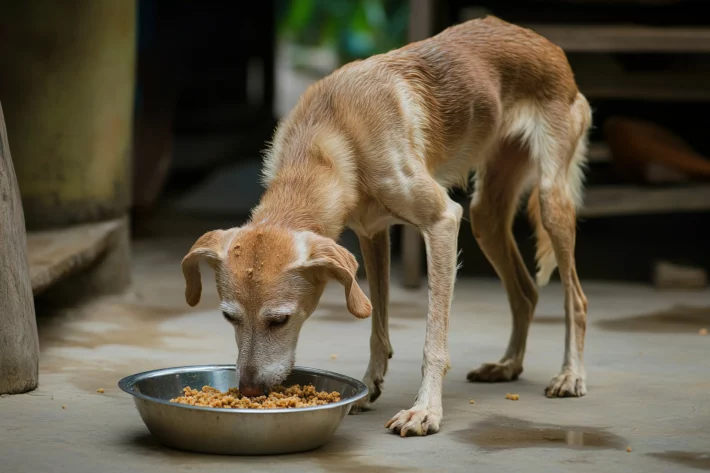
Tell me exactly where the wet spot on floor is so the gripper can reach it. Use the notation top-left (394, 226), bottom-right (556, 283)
top-left (40, 354), bottom-right (165, 395)
top-left (35, 297), bottom-right (214, 394)
top-left (37, 301), bottom-right (194, 351)
top-left (597, 305), bottom-right (710, 333)
top-left (648, 451), bottom-right (710, 471)
top-left (452, 415), bottom-right (627, 451)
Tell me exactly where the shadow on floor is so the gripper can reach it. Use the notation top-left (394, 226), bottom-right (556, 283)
top-left (122, 429), bottom-right (417, 472)
top-left (596, 305), bottom-right (710, 333)
top-left (647, 451), bottom-right (710, 471)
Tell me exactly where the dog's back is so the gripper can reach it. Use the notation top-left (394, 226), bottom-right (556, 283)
top-left (401, 15), bottom-right (579, 105)
top-left (389, 16), bottom-right (579, 165)
top-left (271, 17), bottom-right (582, 186)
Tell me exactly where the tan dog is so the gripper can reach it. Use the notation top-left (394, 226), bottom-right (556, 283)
top-left (182, 16), bottom-right (591, 437)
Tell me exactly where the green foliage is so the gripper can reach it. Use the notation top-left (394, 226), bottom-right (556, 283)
top-left (278, 0), bottom-right (409, 63)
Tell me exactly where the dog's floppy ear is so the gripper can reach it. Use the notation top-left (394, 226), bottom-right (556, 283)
top-left (298, 233), bottom-right (372, 319)
top-left (182, 230), bottom-right (227, 307)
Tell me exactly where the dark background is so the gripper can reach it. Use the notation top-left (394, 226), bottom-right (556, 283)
top-left (132, 0), bottom-right (710, 284)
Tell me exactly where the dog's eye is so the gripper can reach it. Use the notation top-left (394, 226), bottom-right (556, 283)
top-left (222, 311), bottom-right (239, 324)
top-left (268, 315), bottom-right (289, 329)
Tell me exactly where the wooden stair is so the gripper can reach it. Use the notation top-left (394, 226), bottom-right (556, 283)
top-left (27, 219), bottom-right (126, 296)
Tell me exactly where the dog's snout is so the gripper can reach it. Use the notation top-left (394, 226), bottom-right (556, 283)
top-left (238, 364), bottom-right (265, 397)
top-left (239, 382), bottom-right (265, 398)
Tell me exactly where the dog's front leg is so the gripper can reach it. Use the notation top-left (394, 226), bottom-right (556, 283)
top-left (386, 197), bottom-right (462, 436)
top-left (351, 229), bottom-right (392, 413)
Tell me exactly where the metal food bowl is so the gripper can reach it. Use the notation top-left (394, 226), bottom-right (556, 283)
top-left (118, 365), bottom-right (368, 455)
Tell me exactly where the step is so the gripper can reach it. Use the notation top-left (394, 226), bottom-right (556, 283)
top-left (581, 184), bottom-right (710, 218)
top-left (27, 219), bottom-right (125, 296)
top-left (528, 24), bottom-right (710, 53)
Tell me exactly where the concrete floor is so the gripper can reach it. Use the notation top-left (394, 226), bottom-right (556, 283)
top-left (2, 237), bottom-right (709, 472)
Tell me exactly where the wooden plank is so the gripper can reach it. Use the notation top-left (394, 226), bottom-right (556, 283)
top-left (577, 71), bottom-right (710, 102)
top-left (588, 142), bottom-right (610, 163)
top-left (566, 53), bottom-right (710, 101)
top-left (580, 184), bottom-right (710, 218)
top-left (653, 261), bottom-right (707, 290)
top-left (28, 219), bottom-right (124, 296)
top-left (1, 101), bottom-right (39, 394)
top-left (527, 24), bottom-right (710, 53)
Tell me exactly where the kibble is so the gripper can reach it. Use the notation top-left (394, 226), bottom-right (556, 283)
top-left (505, 393), bottom-right (520, 401)
top-left (699, 328), bottom-right (708, 336)
top-left (97, 388), bottom-right (105, 394)
top-left (469, 399), bottom-right (476, 404)
top-left (626, 446), bottom-right (632, 453)
top-left (170, 384), bottom-right (341, 409)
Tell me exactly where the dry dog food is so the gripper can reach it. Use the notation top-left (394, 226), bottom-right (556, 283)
top-left (170, 384), bottom-right (341, 409)
top-left (505, 393), bottom-right (520, 401)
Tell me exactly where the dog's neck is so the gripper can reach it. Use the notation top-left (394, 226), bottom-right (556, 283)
top-left (250, 146), bottom-right (357, 240)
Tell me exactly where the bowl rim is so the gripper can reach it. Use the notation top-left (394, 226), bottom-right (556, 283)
top-left (118, 364), bottom-right (369, 414)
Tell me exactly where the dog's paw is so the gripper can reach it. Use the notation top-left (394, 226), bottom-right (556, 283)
top-left (366, 374), bottom-right (384, 403)
top-left (385, 407), bottom-right (442, 437)
top-left (545, 371), bottom-right (587, 398)
top-left (467, 360), bottom-right (522, 383)
top-left (349, 374), bottom-right (383, 414)
top-left (350, 399), bottom-right (370, 414)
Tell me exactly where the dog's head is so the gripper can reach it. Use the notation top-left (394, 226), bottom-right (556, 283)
top-left (182, 225), bottom-right (371, 396)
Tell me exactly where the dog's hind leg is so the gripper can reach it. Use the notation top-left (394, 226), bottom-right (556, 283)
top-left (466, 140), bottom-right (538, 383)
top-left (535, 93), bottom-right (591, 397)
top-left (351, 229), bottom-right (393, 412)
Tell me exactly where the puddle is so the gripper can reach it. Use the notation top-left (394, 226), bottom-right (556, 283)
top-left (648, 451), bottom-right (710, 471)
top-left (597, 305), bottom-right (710, 333)
top-left (452, 415), bottom-right (627, 451)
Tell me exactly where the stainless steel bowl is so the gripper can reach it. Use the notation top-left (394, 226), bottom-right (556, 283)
top-left (118, 365), bottom-right (368, 455)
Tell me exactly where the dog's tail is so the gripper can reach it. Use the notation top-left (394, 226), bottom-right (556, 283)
top-left (526, 186), bottom-right (557, 287)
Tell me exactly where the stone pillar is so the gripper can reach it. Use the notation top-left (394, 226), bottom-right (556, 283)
top-left (0, 0), bottom-right (136, 230)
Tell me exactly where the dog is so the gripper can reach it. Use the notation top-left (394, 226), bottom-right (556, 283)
top-left (182, 16), bottom-right (591, 437)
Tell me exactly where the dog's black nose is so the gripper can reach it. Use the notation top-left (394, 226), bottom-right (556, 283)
top-left (239, 383), bottom-right (265, 397)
